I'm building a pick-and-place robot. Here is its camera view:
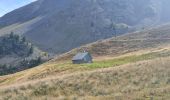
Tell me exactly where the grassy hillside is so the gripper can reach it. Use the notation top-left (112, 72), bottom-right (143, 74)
top-left (0, 55), bottom-right (169, 100)
top-left (0, 24), bottom-right (170, 99)
top-left (55, 24), bottom-right (170, 60)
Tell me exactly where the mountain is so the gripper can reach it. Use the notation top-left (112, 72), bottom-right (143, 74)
top-left (0, 24), bottom-right (170, 99)
top-left (0, 0), bottom-right (167, 55)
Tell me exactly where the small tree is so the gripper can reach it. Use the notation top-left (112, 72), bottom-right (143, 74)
top-left (29, 46), bottom-right (34, 55)
top-left (22, 36), bottom-right (26, 43)
top-left (37, 57), bottom-right (42, 64)
top-left (14, 34), bottom-right (20, 42)
top-left (9, 32), bottom-right (14, 38)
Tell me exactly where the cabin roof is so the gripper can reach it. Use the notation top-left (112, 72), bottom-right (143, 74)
top-left (72, 52), bottom-right (89, 61)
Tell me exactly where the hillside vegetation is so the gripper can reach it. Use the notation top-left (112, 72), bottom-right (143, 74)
top-left (0, 24), bottom-right (170, 99)
top-left (0, 57), bottom-right (169, 100)
top-left (0, 32), bottom-right (32, 57)
top-left (0, 49), bottom-right (169, 99)
top-left (0, 33), bottom-right (46, 75)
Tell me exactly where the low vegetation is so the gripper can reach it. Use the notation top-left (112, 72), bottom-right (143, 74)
top-left (0, 32), bottom-right (33, 57)
top-left (82, 50), bottom-right (170, 69)
top-left (0, 56), bottom-right (169, 100)
top-left (0, 48), bottom-right (169, 86)
top-left (0, 32), bottom-right (46, 76)
top-left (39, 49), bottom-right (170, 77)
top-left (0, 57), bottom-right (43, 76)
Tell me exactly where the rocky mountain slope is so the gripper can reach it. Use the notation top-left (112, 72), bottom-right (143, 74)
top-left (0, 0), bottom-right (167, 54)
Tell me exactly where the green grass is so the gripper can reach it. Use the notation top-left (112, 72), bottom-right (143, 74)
top-left (80, 50), bottom-right (170, 69)
top-left (51, 50), bottom-right (170, 70)
top-left (1, 50), bottom-right (170, 86)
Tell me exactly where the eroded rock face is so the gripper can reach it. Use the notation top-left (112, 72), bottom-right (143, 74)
top-left (0, 0), bottom-right (168, 54)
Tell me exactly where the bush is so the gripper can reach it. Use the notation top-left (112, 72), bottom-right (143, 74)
top-left (0, 32), bottom-right (33, 57)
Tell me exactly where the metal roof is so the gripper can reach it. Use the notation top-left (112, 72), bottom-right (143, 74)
top-left (72, 52), bottom-right (89, 60)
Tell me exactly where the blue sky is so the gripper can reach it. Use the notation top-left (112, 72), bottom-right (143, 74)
top-left (0, 0), bottom-right (37, 17)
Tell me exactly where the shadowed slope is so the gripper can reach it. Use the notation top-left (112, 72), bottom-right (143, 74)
top-left (0, 0), bottom-right (163, 54)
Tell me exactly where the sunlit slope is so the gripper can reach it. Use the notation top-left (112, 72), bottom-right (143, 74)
top-left (0, 24), bottom-right (170, 99)
top-left (0, 56), bottom-right (170, 100)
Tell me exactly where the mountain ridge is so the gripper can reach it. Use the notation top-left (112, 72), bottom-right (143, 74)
top-left (0, 0), bottom-right (167, 54)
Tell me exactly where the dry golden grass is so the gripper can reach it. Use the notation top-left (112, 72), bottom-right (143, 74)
top-left (0, 56), bottom-right (169, 100)
top-left (0, 46), bottom-right (169, 87)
